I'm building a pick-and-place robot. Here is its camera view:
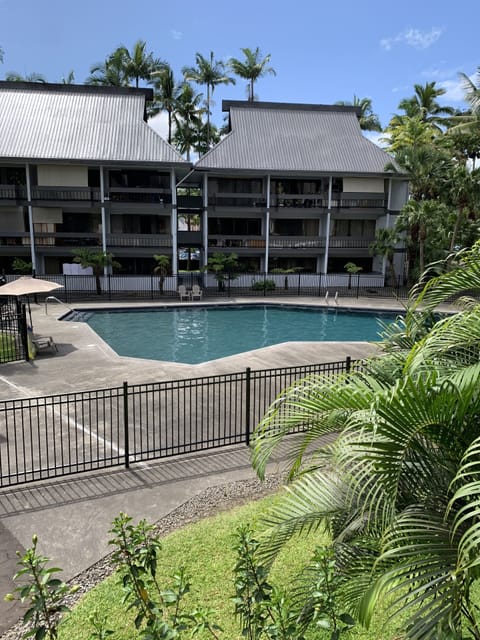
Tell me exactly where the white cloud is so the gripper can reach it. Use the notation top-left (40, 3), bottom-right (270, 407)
top-left (380, 27), bottom-right (444, 51)
top-left (438, 78), bottom-right (466, 103)
top-left (364, 131), bottom-right (387, 148)
top-left (147, 112), bottom-right (170, 140)
top-left (170, 29), bottom-right (183, 40)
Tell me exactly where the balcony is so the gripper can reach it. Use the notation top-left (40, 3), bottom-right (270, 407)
top-left (269, 237), bottom-right (325, 249)
top-left (31, 186), bottom-right (101, 203)
top-left (208, 193), bottom-right (266, 209)
top-left (329, 237), bottom-right (374, 249)
top-left (107, 188), bottom-right (172, 205)
top-left (271, 194), bottom-right (327, 209)
top-left (271, 194), bottom-right (387, 210)
top-left (0, 232), bottom-right (101, 247)
top-left (106, 234), bottom-right (172, 248)
top-left (208, 236), bottom-right (265, 249)
top-left (0, 184), bottom-right (27, 203)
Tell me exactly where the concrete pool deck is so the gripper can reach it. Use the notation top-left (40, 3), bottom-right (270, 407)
top-left (0, 295), bottom-right (405, 635)
top-left (0, 295), bottom-right (404, 401)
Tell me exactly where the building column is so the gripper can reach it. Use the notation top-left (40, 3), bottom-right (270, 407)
top-left (381, 179), bottom-right (393, 278)
top-left (202, 173), bottom-right (208, 269)
top-left (265, 175), bottom-right (271, 273)
top-left (25, 163), bottom-right (37, 275)
top-left (99, 166), bottom-right (108, 275)
top-left (170, 169), bottom-right (178, 274)
top-left (322, 176), bottom-right (332, 275)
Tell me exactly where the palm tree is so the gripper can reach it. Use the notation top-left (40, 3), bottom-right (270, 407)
top-left (228, 47), bottom-right (276, 101)
top-left (61, 70), bottom-right (75, 84)
top-left (86, 47), bottom-right (130, 86)
top-left (459, 66), bottom-right (480, 116)
top-left (369, 228), bottom-right (399, 285)
top-left (153, 254), bottom-right (170, 294)
top-left (172, 83), bottom-right (204, 161)
top-left (124, 39), bottom-right (164, 88)
top-left (397, 81), bottom-right (455, 130)
top-left (149, 64), bottom-right (180, 144)
top-left (335, 95), bottom-right (382, 132)
top-left (251, 245), bottom-right (480, 638)
top-left (0, 46), bottom-right (4, 64)
top-left (72, 249), bottom-right (120, 295)
top-left (182, 51), bottom-right (235, 147)
top-left (5, 71), bottom-right (46, 83)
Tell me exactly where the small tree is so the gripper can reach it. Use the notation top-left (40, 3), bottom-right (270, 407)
top-left (344, 261), bottom-right (362, 289)
top-left (12, 257), bottom-right (33, 275)
top-left (153, 254), bottom-right (170, 294)
top-left (204, 252), bottom-right (240, 291)
top-left (72, 249), bottom-right (120, 295)
top-left (369, 228), bottom-right (399, 286)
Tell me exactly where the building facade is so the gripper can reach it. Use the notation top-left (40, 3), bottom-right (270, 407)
top-left (0, 84), bottom-right (408, 282)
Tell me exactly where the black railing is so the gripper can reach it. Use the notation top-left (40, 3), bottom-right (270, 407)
top-left (0, 298), bottom-right (28, 364)
top-left (0, 359), bottom-right (350, 487)
top-left (2, 273), bottom-right (408, 303)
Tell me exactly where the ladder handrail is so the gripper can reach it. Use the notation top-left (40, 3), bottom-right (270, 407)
top-left (45, 296), bottom-right (72, 315)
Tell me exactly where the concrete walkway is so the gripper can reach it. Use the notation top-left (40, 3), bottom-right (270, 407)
top-left (0, 295), bottom-right (404, 635)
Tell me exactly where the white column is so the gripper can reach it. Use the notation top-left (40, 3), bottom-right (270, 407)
top-left (99, 166), bottom-right (108, 275)
top-left (381, 179), bottom-right (393, 278)
top-left (170, 169), bottom-right (178, 274)
top-left (265, 175), bottom-right (270, 273)
top-left (322, 176), bottom-right (332, 275)
top-left (202, 173), bottom-right (208, 268)
top-left (25, 163), bottom-right (36, 275)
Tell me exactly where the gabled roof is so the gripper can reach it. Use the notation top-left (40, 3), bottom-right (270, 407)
top-left (195, 101), bottom-right (398, 175)
top-left (0, 82), bottom-right (187, 166)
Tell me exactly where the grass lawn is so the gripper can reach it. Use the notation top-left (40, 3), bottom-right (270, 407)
top-left (58, 492), bottom-right (406, 639)
top-left (0, 331), bottom-right (17, 362)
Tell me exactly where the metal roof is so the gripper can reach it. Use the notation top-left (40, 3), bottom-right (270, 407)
top-left (0, 82), bottom-right (187, 166)
top-left (196, 101), bottom-right (398, 175)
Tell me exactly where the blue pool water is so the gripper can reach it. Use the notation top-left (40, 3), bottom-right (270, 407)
top-left (67, 305), bottom-right (395, 364)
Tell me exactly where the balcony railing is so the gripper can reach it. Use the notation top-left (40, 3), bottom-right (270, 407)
top-left (208, 236), bottom-right (266, 249)
top-left (0, 185), bottom-right (27, 201)
top-left (208, 193), bottom-right (266, 208)
top-left (271, 195), bottom-right (328, 208)
top-left (108, 188), bottom-right (172, 205)
top-left (31, 186), bottom-right (101, 202)
top-left (107, 234), bottom-right (172, 248)
top-left (269, 237), bottom-right (325, 249)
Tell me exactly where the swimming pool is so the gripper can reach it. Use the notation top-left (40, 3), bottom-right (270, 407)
top-left (66, 304), bottom-right (396, 364)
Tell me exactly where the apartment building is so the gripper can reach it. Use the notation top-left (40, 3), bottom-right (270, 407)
top-left (0, 83), bottom-right (408, 282)
top-left (193, 101), bottom-right (408, 280)
top-left (0, 81), bottom-right (190, 275)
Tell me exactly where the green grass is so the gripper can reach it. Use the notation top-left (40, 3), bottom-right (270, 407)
top-left (58, 492), bottom-right (406, 639)
top-left (0, 332), bottom-right (17, 362)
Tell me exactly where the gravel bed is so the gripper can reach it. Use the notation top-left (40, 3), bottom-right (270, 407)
top-left (1, 475), bottom-right (282, 640)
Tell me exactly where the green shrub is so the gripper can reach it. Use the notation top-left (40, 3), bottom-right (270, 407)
top-left (251, 279), bottom-right (276, 291)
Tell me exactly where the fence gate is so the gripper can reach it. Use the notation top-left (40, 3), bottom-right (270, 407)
top-left (0, 297), bottom-right (28, 364)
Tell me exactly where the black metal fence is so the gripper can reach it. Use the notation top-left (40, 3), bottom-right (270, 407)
top-left (0, 358), bottom-right (350, 487)
top-left (0, 298), bottom-right (28, 364)
top-left (5, 272), bottom-right (409, 304)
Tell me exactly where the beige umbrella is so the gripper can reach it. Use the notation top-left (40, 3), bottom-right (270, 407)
top-left (0, 277), bottom-right (64, 327)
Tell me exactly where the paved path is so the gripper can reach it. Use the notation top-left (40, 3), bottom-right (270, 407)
top-left (0, 295), bottom-right (403, 635)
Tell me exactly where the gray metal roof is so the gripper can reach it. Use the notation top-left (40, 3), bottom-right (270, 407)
top-left (196, 101), bottom-right (398, 175)
top-left (0, 82), bottom-right (187, 166)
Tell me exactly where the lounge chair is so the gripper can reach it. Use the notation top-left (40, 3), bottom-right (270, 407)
top-left (33, 334), bottom-right (57, 354)
top-left (190, 284), bottom-right (203, 300)
top-left (178, 285), bottom-right (190, 301)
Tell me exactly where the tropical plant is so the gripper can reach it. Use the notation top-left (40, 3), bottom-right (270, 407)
top-left (335, 95), bottom-right (382, 132)
top-left (71, 248), bottom-right (120, 295)
top-left (251, 246), bottom-right (480, 639)
top-left (12, 257), bottom-right (32, 274)
top-left (5, 71), bottom-right (46, 82)
top-left (172, 82), bottom-right (204, 160)
top-left (369, 228), bottom-right (400, 285)
top-left (86, 47), bottom-right (130, 86)
top-left (182, 51), bottom-right (235, 148)
top-left (153, 254), bottom-right (170, 294)
top-left (344, 261), bottom-right (362, 289)
top-left (61, 70), bottom-right (75, 84)
top-left (149, 64), bottom-right (180, 144)
top-left (4, 534), bottom-right (78, 640)
top-left (228, 47), bottom-right (276, 101)
top-left (397, 81), bottom-right (455, 130)
top-left (204, 252), bottom-right (240, 291)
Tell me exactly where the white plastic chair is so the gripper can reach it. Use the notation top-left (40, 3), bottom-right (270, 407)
top-left (178, 285), bottom-right (190, 301)
top-left (190, 284), bottom-right (203, 300)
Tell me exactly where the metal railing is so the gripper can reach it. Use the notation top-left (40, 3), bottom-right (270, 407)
top-left (0, 298), bottom-right (28, 364)
top-left (0, 358), bottom-right (351, 487)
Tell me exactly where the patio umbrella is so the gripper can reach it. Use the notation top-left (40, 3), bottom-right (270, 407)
top-left (0, 277), bottom-right (64, 327)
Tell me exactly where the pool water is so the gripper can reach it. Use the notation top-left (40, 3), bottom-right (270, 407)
top-left (68, 305), bottom-right (395, 364)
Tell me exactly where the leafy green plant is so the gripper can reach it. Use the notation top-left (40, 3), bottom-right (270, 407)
top-left (108, 512), bottom-right (222, 638)
top-left (152, 255), bottom-right (170, 295)
top-left (250, 279), bottom-right (276, 292)
top-left (12, 257), bottom-right (33, 275)
top-left (71, 249), bottom-right (121, 295)
top-left (4, 534), bottom-right (78, 639)
top-left (203, 253), bottom-right (240, 291)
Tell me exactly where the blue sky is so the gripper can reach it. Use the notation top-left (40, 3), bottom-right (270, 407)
top-left (0, 0), bottom-right (478, 141)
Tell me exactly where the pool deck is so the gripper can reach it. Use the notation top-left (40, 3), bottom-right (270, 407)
top-left (0, 295), bottom-right (405, 635)
top-left (0, 295), bottom-right (404, 401)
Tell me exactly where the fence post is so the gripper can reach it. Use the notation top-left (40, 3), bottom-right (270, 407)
top-left (20, 303), bottom-right (30, 362)
top-left (298, 271), bottom-right (301, 296)
top-left (108, 274), bottom-right (112, 301)
top-left (263, 272), bottom-right (267, 297)
top-left (123, 381), bottom-right (130, 469)
top-left (245, 367), bottom-right (251, 446)
top-left (346, 356), bottom-right (351, 374)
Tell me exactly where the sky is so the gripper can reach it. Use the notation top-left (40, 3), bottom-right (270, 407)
top-left (0, 0), bottom-right (478, 143)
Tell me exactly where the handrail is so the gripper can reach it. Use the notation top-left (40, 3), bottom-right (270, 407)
top-left (45, 296), bottom-right (72, 315)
